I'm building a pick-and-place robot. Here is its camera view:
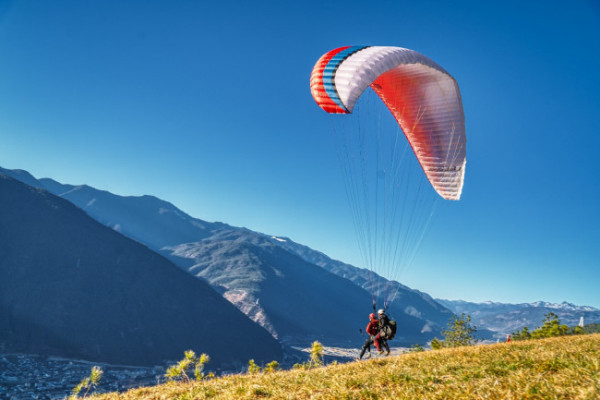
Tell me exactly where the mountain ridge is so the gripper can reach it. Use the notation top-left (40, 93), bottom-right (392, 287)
top-left (0, 167), bottom-right (455, 345)
top-left (0, 173), bottom-right (282, 367)
top-left (437, 298), bottom-right (600, 336)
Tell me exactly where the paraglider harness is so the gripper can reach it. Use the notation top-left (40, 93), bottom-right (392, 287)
top-left (374, 302), bottom-right (397, 340)
top-left (380, 318), bottom-right (397, 340)
top-left (378, 320), bottom-right (396, 341)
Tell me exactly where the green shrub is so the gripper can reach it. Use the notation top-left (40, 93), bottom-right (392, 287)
top-left (264, 360), bottom-right (280, 373)
top-left (310, 341), bottom-right (324, 366)
top-left (430, 337), bottom-right (443, 350)
top-left (166, 350), bottom-right (210, 382)
top-left (70, 366), bottom-right (103, 398)
top-left (248, 359), bottom-right (261, 374)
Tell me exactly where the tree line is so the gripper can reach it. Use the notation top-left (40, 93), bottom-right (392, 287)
top-left (510, 312), bottom-right (594, 341)
top-left (428, 312), bottom-right (597, 350)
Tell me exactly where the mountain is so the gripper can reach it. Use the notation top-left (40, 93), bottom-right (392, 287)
top-left (0, 173), bottom-right (282, 367)
top-left (165, 230), bottom-right (374, 346)
top-left (0, 168), bottom-right (229, 249)
top-left (267, 236), bottom-right (456, 333)
top-left (437, 299), bottom-right (600, 337)
top-left (0, 167), bottom-right (456, 345)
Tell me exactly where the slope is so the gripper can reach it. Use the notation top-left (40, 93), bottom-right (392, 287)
top-left (95, 334), bottom-right (600, 399)
top-left (166, 230), bottom-right (373, 346)
top-left (0, 174), bottom-right (281, 367)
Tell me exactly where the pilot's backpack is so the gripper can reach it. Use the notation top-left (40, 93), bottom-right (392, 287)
top-left (381, 320), bottom-right (397, 340)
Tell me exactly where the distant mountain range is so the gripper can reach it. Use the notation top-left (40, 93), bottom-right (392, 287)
top-left (0, 173), bottom-right (281, 367)
top-left (437, 299), bottom-right (600, 337)
top-left (0, 167), bottom-right (457, 347)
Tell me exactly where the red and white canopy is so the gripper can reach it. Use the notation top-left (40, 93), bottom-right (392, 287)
top-left (310, 46), bottom-right (466, 200)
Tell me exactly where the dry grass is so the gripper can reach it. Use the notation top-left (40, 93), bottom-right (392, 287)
top-left (93, 334), bottom-right (600, 399)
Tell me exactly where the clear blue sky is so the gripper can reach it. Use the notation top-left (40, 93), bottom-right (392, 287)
top-left (1, 0), bottom-right (599, 308)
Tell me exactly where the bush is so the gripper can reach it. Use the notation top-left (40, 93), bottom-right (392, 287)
top-left (165, 350), bottom-right (210, 382)
top-left (248, 359), bottom-right (261, 374)
top-left (430, 338), bottom-right (443, 350)
top-left (291, 341), bottom-right (326, 370)
top-left (264, 360), bottom-right (280, 373)
top-left (408, 344), bottom-right (425, 352)
top-left (70, 366), bottom-right (103, 399)
top-left (310, 341), bottom-right (324, 366)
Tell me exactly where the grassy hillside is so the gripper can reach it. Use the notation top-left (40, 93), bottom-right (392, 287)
top-left (95, 334), bottom-right (599, 399)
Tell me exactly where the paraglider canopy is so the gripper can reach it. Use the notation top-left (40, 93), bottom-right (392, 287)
top-left (310, 46), bottom-right (466, 200)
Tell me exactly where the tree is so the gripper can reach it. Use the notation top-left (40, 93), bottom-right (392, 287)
top-left (513, 313), bottom-right (589, 341)
top-left (570, 325), bottom-right (584, 335)
top-left (531, 312), bottom-right (568, 339)
top-left (442, 313), bottom-right (478, 347)
top-left (511, 326), bottom-right (531, 341)
top-left (582, 323), bottom-right (600, 334)
top-left (429, 314), bottom-right (478, 349)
